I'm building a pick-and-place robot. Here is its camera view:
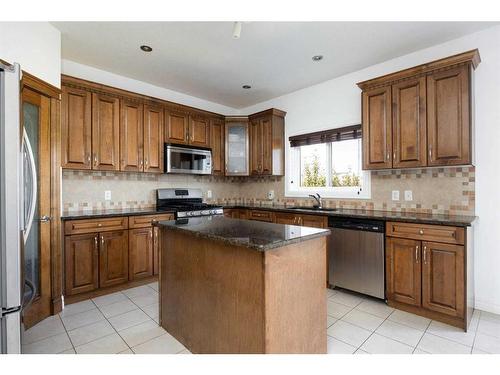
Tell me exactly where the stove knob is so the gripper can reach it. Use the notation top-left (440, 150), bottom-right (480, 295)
top-left (210, 209), bottom-right (217, 215)
top-left (187, 211), bottom-right (193, 217)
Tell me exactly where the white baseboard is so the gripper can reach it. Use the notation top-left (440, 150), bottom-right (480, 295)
top-left (475, 299), bottom-right (500, 315)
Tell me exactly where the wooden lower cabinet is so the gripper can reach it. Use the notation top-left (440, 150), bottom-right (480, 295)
top-left (274, 212), bottom-right (297, 225)
top-left (129, 227), bottom-right (154, 280)
top-left (99, 230), bottom-right (129, 288)
top-left (274, 212), bottom-right (327, 228)
top-left (65, 233), bottom-right (99, 296)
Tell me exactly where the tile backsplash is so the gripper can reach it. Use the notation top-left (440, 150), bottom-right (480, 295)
top-left (62, 166), bottom-right (475, 216)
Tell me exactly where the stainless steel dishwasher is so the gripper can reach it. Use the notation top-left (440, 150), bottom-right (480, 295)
top-left (328, 216), bottom-right (385, 299)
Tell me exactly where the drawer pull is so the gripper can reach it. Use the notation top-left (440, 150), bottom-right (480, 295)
top-left (98, 223), bottom-right (102, 227)
top-left (415, 246), bottom-right (419, 263)
top-left (419, 229), bottom-right (424, 235)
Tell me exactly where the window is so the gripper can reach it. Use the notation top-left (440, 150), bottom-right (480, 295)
top-left (287, 126), bottom-right (370, 199)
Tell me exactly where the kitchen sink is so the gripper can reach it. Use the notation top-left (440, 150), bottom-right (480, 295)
top-left (287, 206), bottom-right (338, 212)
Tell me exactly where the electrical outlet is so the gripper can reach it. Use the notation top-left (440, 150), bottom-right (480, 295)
top-left (207, 190), bottom-right (212, 199)
top-left (268, 190), bottom-right (275, 200)
top-left (392, 190), bottom-right (400, 201)
top-left (404, 190), bottom-right (413, 201)
top-left (104, 190), bottom-right (111, 201)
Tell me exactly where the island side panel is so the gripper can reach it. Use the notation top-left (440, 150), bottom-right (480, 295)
top-left (159, 228), bottom-right (265, 353)
top-left (263, 237), bottom-right (327, 353)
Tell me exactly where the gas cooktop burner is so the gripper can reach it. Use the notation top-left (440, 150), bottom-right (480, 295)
top-left (156, 188), bottom-right (223, 218)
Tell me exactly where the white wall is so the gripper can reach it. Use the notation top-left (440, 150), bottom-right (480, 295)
top-left (62, 59), bottom-right (238, 115)
top-left (0, 22), bottom-right (61, 87)
top-left (242, 25), bottom-right (500, 314)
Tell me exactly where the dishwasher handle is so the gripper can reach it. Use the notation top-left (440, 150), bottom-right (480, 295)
top-left (328, 217), bottom-right (385, 233)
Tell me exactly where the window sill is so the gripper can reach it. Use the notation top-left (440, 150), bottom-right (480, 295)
top-left (285, 188), bottom-right (371, 200)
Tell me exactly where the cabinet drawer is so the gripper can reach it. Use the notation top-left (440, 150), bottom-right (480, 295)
top-left (248, 209), bottom-right (274, 222)
top-left (64, 217), bottom-right (129, 235)
top-left (386, 222), bottom-right (464, 245)
top-left (129, 214), bottom-right (174, 229)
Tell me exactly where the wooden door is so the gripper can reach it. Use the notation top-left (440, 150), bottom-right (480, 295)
top-left (249, 119), bottom-right (262, 175)
top-left (99, 230), bottom-right (129, 288)
top-left (362, 86), bottom-right (392, 169)
top-left (143, 104), bottom-right (164, 173)
top-left (129, 227), bottom-right (154, 280)
top-left (210, 119), bottom-right (225, 176)
top-left (64, 234), bottom-right (99, 296)
top-left (427, 65), bottom-right (471, 166)
top-left (91, 93), bottom-right (120, 171)
top-left (61, 86), bottom-right (91, 169)
top-left (274, 212), bottom-right (298, 225)
top-left (153, 226), bottom-right (160, 276)
top-left (21, 88), bottom-right (53, 328)
top-left (392, 77), bottom-right (427, 168)
top-left (120, 100), bottom-right (144, 172)
top-left (260, 117), bottom-right (273, 175)
top-left (386, 237), bottom-right (421, 306)
top-left (189, 115), bottom-right (210, 147)
top-left (300, 215), bottom-right (327, 228)
top-left (165, 110), bottom-right (189, 144)
top-left (422, 241), bottom-right (464, 317)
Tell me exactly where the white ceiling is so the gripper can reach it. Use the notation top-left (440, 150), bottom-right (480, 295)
top-left (52, 22), bottom-right (497, 109)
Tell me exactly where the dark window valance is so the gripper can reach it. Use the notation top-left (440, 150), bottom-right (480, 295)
top-left (289, 124), bottom-right (362, 147)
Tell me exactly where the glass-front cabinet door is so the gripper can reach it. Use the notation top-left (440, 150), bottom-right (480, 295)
top-left (225, 119), bottom-right (249, 176)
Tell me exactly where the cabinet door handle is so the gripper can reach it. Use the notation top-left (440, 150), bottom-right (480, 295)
top-left (419, 229), bottom-right (424, 235)
top-left (393, 152), bottom-right (396, 160)
top-left (387, 151), bottom-right (390, 161)
top-left (94, 235), bottom-right (98, 248)
top-left (145, 158), bottom-right (148, 167)
top-left (429, 146), bottom-right (432, 161)
top-left (415, 246), bottom-right (419, 263)
top-left (101, 235), bottom-right (105, 246)
top-left (423, 246), bottom-right (427, 264)
top-left (87, 154), bottom-right (91, 164)
top-left (94, 154), bottom-right (98, 166)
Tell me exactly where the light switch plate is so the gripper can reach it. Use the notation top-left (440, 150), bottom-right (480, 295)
top-left (404, 190), bottom-right (413, 201)
top-left (268, 190), bottom-right (275, 200)
top-left (392, 190), bottom-right (400, 201)
top-left (207, 190), bottom-right (212, 199)
top-left (104, 190), bottom-right (111, 201)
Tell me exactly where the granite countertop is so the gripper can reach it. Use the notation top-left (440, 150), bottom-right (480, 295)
top-left (223, 204), bottom-right (476, 227)
top-left (156, 215), bottom-right (331, 251)
top-left (61, 207), bottom-right (174, 220)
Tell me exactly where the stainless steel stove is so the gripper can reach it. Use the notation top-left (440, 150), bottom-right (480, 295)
top-left (156, 188), bottom-right (223, 218)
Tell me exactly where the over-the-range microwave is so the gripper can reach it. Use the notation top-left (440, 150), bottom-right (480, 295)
top-left (164, 143), bottom-right (212, 175)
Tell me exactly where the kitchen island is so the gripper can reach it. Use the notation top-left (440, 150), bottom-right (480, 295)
top-left (156, 216), bottom-right (330, 354)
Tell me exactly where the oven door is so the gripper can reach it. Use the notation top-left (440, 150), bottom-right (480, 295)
top-left (165, 145), bottom-right (212, 175)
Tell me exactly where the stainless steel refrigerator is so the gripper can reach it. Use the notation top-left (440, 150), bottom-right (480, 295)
top-left (0, 61), bottom-right (22, 354)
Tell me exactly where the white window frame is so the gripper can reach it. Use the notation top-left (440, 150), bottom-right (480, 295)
top-left (285, 140), bottom-right (371, 199)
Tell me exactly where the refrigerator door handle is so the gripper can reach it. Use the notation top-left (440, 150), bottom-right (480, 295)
top-left (22, 128), bottom-right (37, 244)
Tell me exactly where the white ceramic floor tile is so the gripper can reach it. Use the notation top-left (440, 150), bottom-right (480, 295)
top-left (327, 300), bottom-right (353, 319)
top-left (142, 303), bottom-right (159, 320)
top-left (327, 315), bottom-right (337, 329)
top-left (327, 336), bottom-right (357, 354)
top-left (473, 332), bottom-right (500, 354)
top-left (130, 293), bottom-right (159, 308)
top-left (59, 348), bottom-right (76, 354)
top-left (326, 288), bottom-right (337, 298)
top-left (477, 318), bottom-right (500, 339)
top-left (469, 309), bottom-right (481, 331)
top-left (23, 315), bottom-right (65, 345)
top-left (119, 320), bottom-right (166, 347)
top-left (132, 333), bottom-right (185, 354)
top-left (92, 292), bottom-right (128, 308)
top-left (417, 333), bottom-right (471, 354)
top-left (326, 320), bottom-right (371, 347)
top-left (67, 319), bottom-right (115, 347)
top-left (75, 333), bottom-right (129, 354)
top-left (148, 282), bottom-right (159, 292)
top-left (361, 333), bottom-right (414, 354)
top-left (123, 285), bottom-right (156, 299)
top-left (375, 320), bottom-right (424, 347)
top-left (426, 320), bottom-right (476, 347)
top-left (341, 309), bottom-right (385, 331)
top-left (355, 349), bottom-right (369, 354)
top-left (60, 308), bottom-right (105, 331)
top-left (387, 310), bottom-right (431, 331)
top-left (480, 311), bottom-right (500, 323)
top-left (413, 348), bottom-right (430, 354)
top-left (119, 348), bottom-right (134, 354)
top-left (178, 349), bottom-right (192, 354)
top-left (98, 299), bottom-right (138, 318)
top-left (472, 348), bottom-right (490, 354)
top-left (355, 299), bottom-right (394, 319)
top-left (108, 309), bottom-right (151, 331)
top-left (59, 299), bottom-right (96, 318)
top-left (329, 291), bottom-right (364, 308)
top-left (22, 332), bottom-right (72, 354)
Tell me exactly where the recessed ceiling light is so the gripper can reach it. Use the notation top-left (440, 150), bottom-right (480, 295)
top-left (242, 85), bottom-right (251, 89)
top-left (312, 55), bottom-right (323, 61)
top-left (140, 45), bottom-right (153, 52)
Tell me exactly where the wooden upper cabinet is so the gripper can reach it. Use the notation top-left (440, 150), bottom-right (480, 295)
top-left (210, 119), bottom-right (225, 176)
top-left (189, 115), bottom-right (210, 147)
top-left (120, 100), bottom-right (144, 172)
top-left (165, 110), bottom-right (189, 144)
top-left (422, 241), bottom-right (465, 318)
top-left (61, 86), bottom-right (92, 169)
top-left (392, 77), bottom-right (427, 168)
top-left (261, 117), bottom-right (273, 174)
top-left (249, 119), bottom-right (262, 175)
top-left (143, 105), bottom-right (164, 173)
top-left (64, 233), bottom-right (98, 296)
top-left (362, 86), bottom-right (392, 170)
top-left (91, 93), bottom-right (120, 171)
top-left (427, 65), bottom-right (471, 166)
top-left (99, 230), bottom-right (129, 288)
top-left (386, 237), bottom-right (421, 307)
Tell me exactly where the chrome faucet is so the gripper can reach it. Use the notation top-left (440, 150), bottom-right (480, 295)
top-left (309, 193), bottom-right (322, 209)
